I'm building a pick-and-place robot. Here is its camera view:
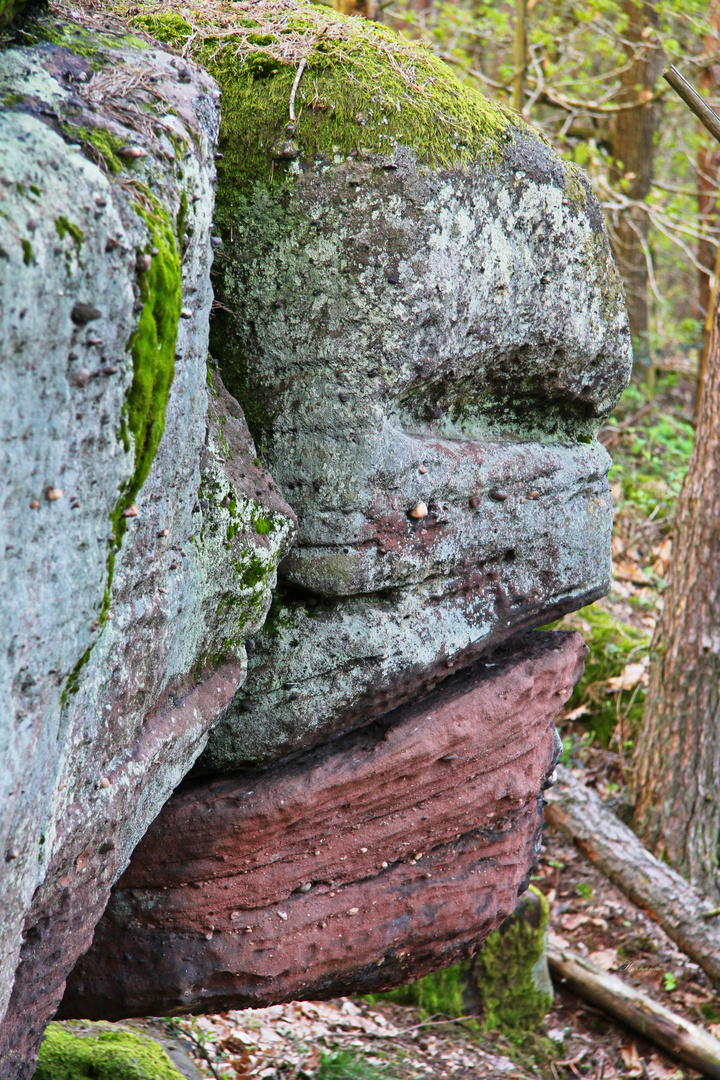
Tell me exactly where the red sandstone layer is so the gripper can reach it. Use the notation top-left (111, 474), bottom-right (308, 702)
top-left (60, 630), bottom-right (586, 1020)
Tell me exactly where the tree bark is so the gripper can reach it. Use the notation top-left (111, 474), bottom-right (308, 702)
top-left (697, 2), bottom-right (720, 325)
top-left (633, 284), bottom-right (720, 900)
top-left (545, 766), bottom-right (720, 987)
top-left (548, 942), bottom-right (720, 1079)
top-left (609, 0), bottom-right (664, 367)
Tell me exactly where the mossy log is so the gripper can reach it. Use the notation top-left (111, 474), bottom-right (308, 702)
top-left (548, 941), bottom-right (720, 1079)
top-left (545, 765), bottom-right (720, 987)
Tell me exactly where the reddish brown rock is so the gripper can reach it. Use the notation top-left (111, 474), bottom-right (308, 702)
top-left (60, 630), bottom-right (586, 1020)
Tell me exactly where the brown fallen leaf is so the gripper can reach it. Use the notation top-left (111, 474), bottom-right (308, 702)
top-left (613, 559), bottom-right (649, 585)
top-left (589, 947), bottom-right (618, 971)
top-left (620, 1044), bottom-right (645, 1078)
top-left (606, 661), bottom-right (648, 693)
top-left (560, 912), bottom-right (591, 932)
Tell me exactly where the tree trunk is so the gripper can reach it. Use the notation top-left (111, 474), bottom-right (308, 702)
top-left (697, 2), bottom-right (720, 325)
top-left (609, 0), bottom-right (663, 369)
top-left (633, 285), bottom-right (720, 901)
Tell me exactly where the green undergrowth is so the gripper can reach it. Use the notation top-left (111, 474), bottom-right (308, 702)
top-left (34, 1022), bottom-right (185, 1080)
top-left (553, 603), bottom-right (651, 748)
top-left (318, 1049), bottom-right (395, 1080)
top-left (130, 1), bottom-right (516, 204)
top-left (548, 371), bottom-right (695, 752)
top-left (607, 376), bottom-right (694, 528)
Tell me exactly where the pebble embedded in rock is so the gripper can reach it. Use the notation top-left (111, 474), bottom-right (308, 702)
top-left (409, 502), bottom-right (428, 520)
top-left (122, 505), bottom-right (139, 518)
top-left (70, 302), bottom-right (101, 325)
top-left (118, 145), bottom-right (147, 159)
top-left (46, 488), bottom-right (63, 501)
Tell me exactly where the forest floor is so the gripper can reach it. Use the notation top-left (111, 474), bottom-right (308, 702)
top-left (147, 361), bottom-right (718, 1080)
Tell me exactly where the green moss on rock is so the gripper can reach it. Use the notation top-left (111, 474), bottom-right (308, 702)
top-left (34, 1022), bottom-right (186, 1080)
top-left (473, 886), bottom-right (553, 1033)
top-left (367, 964), bottom-right (469, 1019)
top-left (55, 215), bottom-right (84, 249)
top-left (0, 0), bottom-right (28, 30)
top-left (130, 0), bottom-right (515, 204)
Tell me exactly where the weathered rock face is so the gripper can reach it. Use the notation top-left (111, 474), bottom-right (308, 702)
top-left (0, 12), bottom-right (294, 1076)
top-left (61, 631), bottom-right (584, 1019)
top-left (130, 0), bottom-right (631, 771)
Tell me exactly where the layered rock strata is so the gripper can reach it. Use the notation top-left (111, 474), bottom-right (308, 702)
top-left (0, 13), bottom-right (294, 1077)
top-left (61, 631), bottom-right (585, 1019)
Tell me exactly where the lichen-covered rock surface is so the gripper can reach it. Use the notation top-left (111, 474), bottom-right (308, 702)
top-left (125, 0), bottom-right (630, 769)
top-left (0, 8), bottom-right (294, 1076)
top-left (61, 631), bottom-right (584, 1020)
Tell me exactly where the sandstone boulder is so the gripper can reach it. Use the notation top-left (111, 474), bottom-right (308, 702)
top-left (61, 631), bottom-right (584, 1019)
top-left (128, 0), bottom-right (629, 768)
top-left (0, 10), bottom-right (294, 1075)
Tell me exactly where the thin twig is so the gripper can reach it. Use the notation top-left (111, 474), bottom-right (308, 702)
top-left (289, 55), bottom-right (308, 121)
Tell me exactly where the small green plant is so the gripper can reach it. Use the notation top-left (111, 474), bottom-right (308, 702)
top-left (317, 1048), bottom-right (394, 1080)
top-left (575, 883), bottom-right (593, 900)
top-left (663, 972), bottom-right (677, 992)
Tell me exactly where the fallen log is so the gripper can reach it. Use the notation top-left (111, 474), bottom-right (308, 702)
top-left (548, 940), bottom-right (720, 1079)
top-left (544, 764), bottom-right (720, 986)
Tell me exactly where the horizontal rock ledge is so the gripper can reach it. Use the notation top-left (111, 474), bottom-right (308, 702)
top-left (60, 629), bottom-right (586, 1020)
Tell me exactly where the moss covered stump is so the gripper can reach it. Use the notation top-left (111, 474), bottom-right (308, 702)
top-left (34, 1023), bottom-right (187, 1080)
top-left (474, 886), bottom-right (554, 1033)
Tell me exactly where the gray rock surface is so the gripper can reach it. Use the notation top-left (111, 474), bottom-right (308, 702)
top-left (0, 14), bottom-right (294, 1077)
top-left (202, 46), bottom-right (630, 769)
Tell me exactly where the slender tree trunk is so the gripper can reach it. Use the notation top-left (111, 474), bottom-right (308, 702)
top-left (609, 0), bottom-right (663, 370)
top-left (697, 3), bottom-right (720, 325)
top-left (633, 292), bottom-right (720, 902)
top-left (513, 0), bottom-right (528, 117)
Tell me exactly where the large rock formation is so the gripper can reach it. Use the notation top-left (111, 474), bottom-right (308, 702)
top-left (0, 2), bottom-right (631, 1076)
top-left (0, 9), bottom-right (294, 1076)
top-left (61, 631), bottom-right (585, 1019)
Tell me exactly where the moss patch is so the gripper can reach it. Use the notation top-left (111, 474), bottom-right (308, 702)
top-left (55, 215), bottom-right (83, 249)
top-left (34, 1022), bottom-right (186, 1080)
top-left (473, 886), bottom-right (553, 1033)
top-left (63, 124), bottom-right (130, 174)
top-left (367, 964), bottom-right (469, 1020)
top-left (61, 196), bottom-right (181, 704)
top-left (0, 0), bottom-right (28, 30)
top-left (129, 0), bottom-right (515, 203)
